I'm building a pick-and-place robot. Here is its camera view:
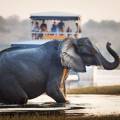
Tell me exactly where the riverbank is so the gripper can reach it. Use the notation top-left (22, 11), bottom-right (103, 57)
top-left (67, 85), bottom-right (120, 94)
top-left (0, 114), bottom-right (120, 120)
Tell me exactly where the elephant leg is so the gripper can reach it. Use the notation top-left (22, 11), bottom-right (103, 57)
top-left (46, 80), bottom-right (66, 103)
top-left (0, 75), bottom-right (28, 104)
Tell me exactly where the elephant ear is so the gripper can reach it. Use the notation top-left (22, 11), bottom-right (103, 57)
top-left (60, 39), bottom-right (86, 72)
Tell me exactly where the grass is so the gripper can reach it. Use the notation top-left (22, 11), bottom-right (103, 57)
top-left (0, 113), bottom-right (120, 120)
top-left (67, 85), bottom-right (120, 94)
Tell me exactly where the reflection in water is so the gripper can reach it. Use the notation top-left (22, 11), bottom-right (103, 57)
top-left (29, 94), bottom-right (120, 115)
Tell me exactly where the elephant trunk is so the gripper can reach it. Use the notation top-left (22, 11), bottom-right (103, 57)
top-left (97, 42), bottom-right (119, 70)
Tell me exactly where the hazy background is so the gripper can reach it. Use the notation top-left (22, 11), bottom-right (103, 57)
top-left (0, 15), bottom-right (119, 59)
top-left (0, 0), bottom-right (120, 23)
top-left (0, 0), bottom-right (120, 59)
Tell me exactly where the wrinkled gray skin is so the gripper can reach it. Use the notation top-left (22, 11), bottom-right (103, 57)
top-left (0, 37), bottom-right (119, 104)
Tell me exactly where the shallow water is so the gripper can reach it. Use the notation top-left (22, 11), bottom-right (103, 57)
top-left (28, 94), bottom-right (120, 115)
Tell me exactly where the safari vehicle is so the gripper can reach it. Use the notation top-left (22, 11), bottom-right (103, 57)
top-left (11, 12), bottom-right (81, 81)
top-left (30, 12), bottom-right (81, 40)
top-left (12, 12), bottom-right (81, 47)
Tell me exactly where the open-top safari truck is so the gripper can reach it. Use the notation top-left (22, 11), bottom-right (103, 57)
top-left (12, 11), bottom-right (81, 46)
top-left (30, 12), bottom-right (81, 40)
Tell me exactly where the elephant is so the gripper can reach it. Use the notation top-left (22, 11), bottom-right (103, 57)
top-left (0, 37), bottom-right (119, 104)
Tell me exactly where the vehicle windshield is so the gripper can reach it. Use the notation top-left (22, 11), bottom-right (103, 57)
top-left (31, 19), bottom-right (81, 40)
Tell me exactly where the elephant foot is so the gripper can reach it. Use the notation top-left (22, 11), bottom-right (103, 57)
top-left (55, 100), bottom-right (70, 107)
top-left (56, 99), bottom-right (69, 104)
top-left (65, 100), bottom-right (70, 104)
top-left (46, 87), bottom-right (67, 104)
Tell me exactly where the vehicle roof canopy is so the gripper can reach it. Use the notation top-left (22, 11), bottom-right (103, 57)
top-left (30, 12), bottom-right (80, 21)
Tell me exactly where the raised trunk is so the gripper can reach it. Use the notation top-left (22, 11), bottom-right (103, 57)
top-left (98, 42), bottom-right (119, 70)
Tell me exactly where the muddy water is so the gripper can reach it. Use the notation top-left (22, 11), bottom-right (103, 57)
top-left (28, 94), bottom-right (120, 115)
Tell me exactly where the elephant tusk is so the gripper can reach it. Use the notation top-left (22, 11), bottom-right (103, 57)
top-left (60, 67), bottom-right (69, 97)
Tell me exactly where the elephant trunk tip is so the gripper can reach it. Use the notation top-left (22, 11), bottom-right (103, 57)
top-left (107, 42), bottom-right (111, 47)
top-left (101, 42), bottom-right (120, 70)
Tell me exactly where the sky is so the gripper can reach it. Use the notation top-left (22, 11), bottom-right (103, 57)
top-left (0, 0), bottom-right (120, 23)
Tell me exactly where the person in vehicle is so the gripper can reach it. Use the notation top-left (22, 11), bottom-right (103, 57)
top-left (31, 21), bottom-right (35, 39)
top-left (40, 20), bottom-right (47, 32)
top-left (74, 21), bottom-right (81, 38)
top-left (32, 21), bottom-right (39, 32)
top-left (58, 20), bottom-right (65, 32)
top-left (51, 21), bottom-right (59, 34)
top-left (32, 21), bottom-right (40, 39)
top-left (66, 26), bottom-right (72, 38)
top-left (75, 21), bottom-right (81, 33)
top-left (40, 20), bottom-right (48, 38)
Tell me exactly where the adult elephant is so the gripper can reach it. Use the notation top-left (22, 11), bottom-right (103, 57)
top-left (0, 37), bottom-right (119, 104)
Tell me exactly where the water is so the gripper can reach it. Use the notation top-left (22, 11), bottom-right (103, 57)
top-left (28, 94), bottom-right (120, 116)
